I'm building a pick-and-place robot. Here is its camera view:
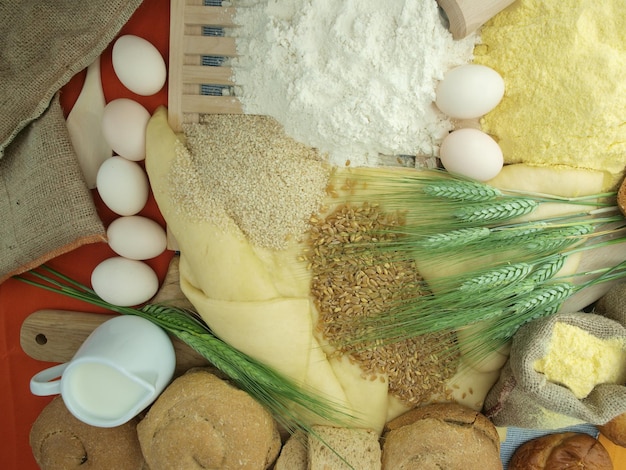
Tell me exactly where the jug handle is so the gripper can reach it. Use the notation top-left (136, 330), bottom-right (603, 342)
top-left (30, 363), bottom-right (68, 396)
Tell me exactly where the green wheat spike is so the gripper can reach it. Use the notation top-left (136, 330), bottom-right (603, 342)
top-left (528, 255), bottom-right (567, 284)
top-left (421, 179), bottom-right (503, 202)
top-left (454, 198), bottom-right (539, 223)
top-left (417, 227), bottom-right (492, 249)
top-left (524, 224), bottom-right (594, 252)
top-left (458, 263), bottom-right (534, 293)
top-left (507, 282), bottom-right (575, 317)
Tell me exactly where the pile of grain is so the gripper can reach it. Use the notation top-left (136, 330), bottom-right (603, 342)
top-left (169, 114), bottom-right (330, 250)
top-left (305, 200), bottom-right (458, 406)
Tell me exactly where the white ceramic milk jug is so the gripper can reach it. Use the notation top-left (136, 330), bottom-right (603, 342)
top-left (30, 315), bottom-right (175, 427)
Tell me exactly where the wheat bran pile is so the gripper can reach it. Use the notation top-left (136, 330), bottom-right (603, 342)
top-left (169, 115), bottom-right (330, 250)
top-left (474, 0), bottom-right (626, 185)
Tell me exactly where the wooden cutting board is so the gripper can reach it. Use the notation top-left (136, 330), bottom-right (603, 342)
top-left (20, 309), bottom-right (208, 377)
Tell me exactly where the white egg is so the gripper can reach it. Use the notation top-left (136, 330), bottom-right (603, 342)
top-left (107, 216), bottom-right (167, 260)
top-left (439, 128), bottom-right (503, 182)
top-left (96, 156), bottom-right (149, 216)
top-left (91, 257), bottom-right (159, 306)
top-left (101, 98), bottom-right (150, 161)
top-left (435, 64), bottom-right (505, 119)
top-left (112, 35), bottom-right (166, 96)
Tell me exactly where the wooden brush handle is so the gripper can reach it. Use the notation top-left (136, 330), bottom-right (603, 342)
top-left (437, 0), bottom-right (516, 39)
top-left (20, 309), bottom-right (208, 376)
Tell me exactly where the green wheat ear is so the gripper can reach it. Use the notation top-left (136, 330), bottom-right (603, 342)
top-left (313, 168), bottom-right (625, 362)
top-left (453, 198), bottom-right (539, 223)
top-left (420, 179), bottom-right (503, 201)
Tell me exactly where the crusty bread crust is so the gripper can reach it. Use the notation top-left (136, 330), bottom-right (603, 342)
top-left (381, 403), bottom-right (501, 470)
top-left (274, 431), bottom-right (307, 470)
top-left (508, 432), bottom-right (613, 470)
top-left (598, 412), bottom-right (626, 447)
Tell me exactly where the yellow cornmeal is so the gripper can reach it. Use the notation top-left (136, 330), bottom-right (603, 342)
top-left (474, 0), bottom-right (626, 186)
top-left (534, 322), bottom-right (626, 399)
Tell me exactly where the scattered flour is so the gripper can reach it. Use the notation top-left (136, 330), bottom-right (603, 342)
top-left (232, 0), bottom-right (477, 167)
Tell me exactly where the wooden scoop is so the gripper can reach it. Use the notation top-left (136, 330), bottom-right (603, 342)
top-left (436, 0), bottom-right (516, 39)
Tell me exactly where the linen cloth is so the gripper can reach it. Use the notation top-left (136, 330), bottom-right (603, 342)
top-left (0, 0), bottom-right (144, 282)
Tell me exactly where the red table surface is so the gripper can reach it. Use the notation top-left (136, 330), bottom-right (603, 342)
top-left (0, 1), bottom-right (171, 468)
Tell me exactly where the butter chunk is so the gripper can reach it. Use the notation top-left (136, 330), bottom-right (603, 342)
top-left (534, 322), bottom-right (626, 398)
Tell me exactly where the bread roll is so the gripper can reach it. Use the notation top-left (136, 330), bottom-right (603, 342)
top-left (137, 368), bottom-right (281, 470)
top-left (274, 431), bottom-right (307, 470)
top-left (508, 432), bottom-right (612, 470)
top-left (598, 412), bottom-right (626, 447)
top-left (381, 403), bottom-right (501, 470)
top-left (29, 396), bottom-right (144, 470)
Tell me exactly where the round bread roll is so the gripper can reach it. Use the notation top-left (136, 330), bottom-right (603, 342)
top-left (137, 368), bottom-right (281, 470)
top-left (508, 432), bottom-right (612, 470)
top-left (381, 403), bottom-right (502, 470)
top-left (29, 396), bottom-right (144, 470)
top-left (598, 411), bottom-right (626, 447)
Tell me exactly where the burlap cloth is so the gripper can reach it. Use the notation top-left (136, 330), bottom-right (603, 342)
top-left (484, 310), bottom-right (626, 429)
top-left (0, 0), bottom-right (144, 283)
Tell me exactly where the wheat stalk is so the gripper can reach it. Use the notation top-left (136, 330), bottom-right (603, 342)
top-left (420, 178), bottom-right (503, 201)
top-left (415, 227), bottom-right (492, 250)
top-left (453, 198), bottom-right (539, 223)
top-left (341, 249), bottom-right (626, 356)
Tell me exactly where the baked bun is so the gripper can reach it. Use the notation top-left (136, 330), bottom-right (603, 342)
top-left (381, 403), bottom-right (501, 470)
top-left (598, 411), bottom-right (626, 447)
top-left (274, 431), bottom-right (307, 470)
top-left (508, 432), bottom-right (612, 470)
top-left (137, 368), bottom-right (281, 470)
top-left (29, 396), bottom-right (144, 470)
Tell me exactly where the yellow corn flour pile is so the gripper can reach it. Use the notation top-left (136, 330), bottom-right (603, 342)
top-left (534, 322), bottom-right (626, 399)
top-left (474, 0), bottom-right (625, 186)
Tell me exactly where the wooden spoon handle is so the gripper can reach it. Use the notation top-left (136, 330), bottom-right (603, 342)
top-left (437, 0), bottom-right (516, 39)
top-left (20, 309), bottom-right (208, 376)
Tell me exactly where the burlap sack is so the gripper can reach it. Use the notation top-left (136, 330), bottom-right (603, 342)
top-left (0, 0), bottom-right (144, 283)
top-left (0, 0), bottom-right (143, 155)
top-left (483, 311), bottom-right (626, 429)
top-left (0, 95), bottom-right (106, 283)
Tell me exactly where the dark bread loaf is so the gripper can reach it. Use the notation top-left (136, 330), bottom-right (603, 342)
top-left (508, 432), bottom-right (613, 470)
top-left (381, 403), bottom-right (502, 470)
top-left (598, 412), bottom-right (626, 447)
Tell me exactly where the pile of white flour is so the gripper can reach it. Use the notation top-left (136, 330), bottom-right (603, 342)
top-left (232, 0), bottom-right (477, 166)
